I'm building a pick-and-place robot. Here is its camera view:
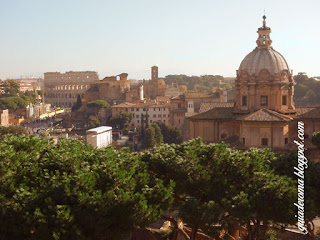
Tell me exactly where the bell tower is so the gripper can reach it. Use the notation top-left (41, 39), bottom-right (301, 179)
top-left (151, 65), bottom-right (159, 98)
top-left (151, 66), bottom-right (158, 84)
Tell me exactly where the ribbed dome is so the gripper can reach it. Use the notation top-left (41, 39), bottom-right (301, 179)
top-left (239, 47), bottom-right (289, 76)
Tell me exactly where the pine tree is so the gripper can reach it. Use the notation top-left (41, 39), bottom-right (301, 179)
top-left (143, 126), bottom-right (156, 149)
top-left (151, 123), bottom-right (163, 146)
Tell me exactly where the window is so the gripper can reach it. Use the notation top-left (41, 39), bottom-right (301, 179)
top-left (261, 96), bottom-right (268, 106)
top-left (136, 108), bottom-right (139, 111)
top-left (282, 95), bottom-right (287, 105)
top-left (178, 103), bottom-right (181, 108)
top-left (153, 114), bottom-right (156, 118)
top-left (150, 120), bottom-right (153, 123)
top-left (154, 108), bottom-right (156, 111)
top-left (131, 108), bottom-right (134, 111)
top-left (285, 138), bottom-right (288, 144)
top-left (263, 35), bottom-right (266, 38)
top-left (163, 114), bottom-right (166, 117)
top-left (242, 96), bottom-right (247, 106)
top-left (178, 119), bottom-right (180, 123)
top-left (158, 114), bottom-right (161, 117)
top-left (136, 115), bottom-right (139, 118)
top-left (164, 120), bottom-right (166, 123)
top-left (143, 108), bottom-right (146, 111)
top-left (261, 138), bottom-right (268, 146)
top-left (242, 138), bottom-right (245, 144)
top-left (137, 120), bottom-right (139, 123)
top-left (168, 114), bottom-right (170, 118)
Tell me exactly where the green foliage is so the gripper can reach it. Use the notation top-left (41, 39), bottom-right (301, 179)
top-left (72, 94), bottom-right (82, 112)
top-left (0, 135), bottom-right (174, 240)
top-left (272, 151), bottom-right (320, 221)
top-left (141, 140), bottom-right (297, 240)
top-left (163, 75), bottom-right (225, 92)
top-left (312, 131), bottom-right (320, 149)
top-left (107, 111), bottom-right (133, 131)
top-left (262, 230), bottom-right (279, 240)
top-left (151, 123), bottom-right (163, 146)
top-left (37, 90), bottom-right (47, 96)
top-left (0, 91), bottom-right (38, 110)
top-left (0, 97), bottom-right (17, 109)
top-left (87, 100), bottom-right (110, 109)
top-left (178, 85), bottom-right (187, 92)
top-left (2, 79), bottom-right (20, 96)
top-left (143, 126), bottom-right (156, 149)
top-left (0, 125), bottom-right (28, 137)
top-left (154, 121), bottom-right (182, 144)
top-left (88, 115), bottom-right (99, 128)
top-left (294, 73), bottom-right (320, 105)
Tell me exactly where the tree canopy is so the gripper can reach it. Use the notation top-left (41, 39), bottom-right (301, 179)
top-left (294, 73), bottom-right (320, 106)
top-left (1, 133), bottom-right (319, 239)
top-left (0, 134), bottom-right (174, 240)
top-left (141, 139), bottom-right (298, 240)
top-left (87, 100), bottom-right (110, 109)
top-left (2, 79), bottom-right (20, 96)
top-left (162, 75), bottom-right (229, 92)
top-left (107, 111), bottom-right (133, 131)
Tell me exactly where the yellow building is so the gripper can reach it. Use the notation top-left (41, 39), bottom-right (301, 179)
top-left (189, 16), bottom-right (320, 161)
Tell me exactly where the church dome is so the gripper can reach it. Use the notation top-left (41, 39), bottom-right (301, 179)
top-left (239, 48), bottom-right (289, 76)
top-left (238, 16), bottom-right (290, 77)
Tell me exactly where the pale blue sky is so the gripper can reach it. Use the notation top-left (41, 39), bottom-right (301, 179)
top-left (0, 0), bottom-right (319, 80)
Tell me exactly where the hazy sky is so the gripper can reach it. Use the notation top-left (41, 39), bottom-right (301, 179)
top-left (1, 0), bottom-right (319, 80)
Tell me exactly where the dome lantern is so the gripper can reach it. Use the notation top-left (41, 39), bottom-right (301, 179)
top-left (256, 15), bottom-right (272, 48)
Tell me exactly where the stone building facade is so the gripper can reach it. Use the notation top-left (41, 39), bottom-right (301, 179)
top-left (44, 71), bottom-right (99, 107)
top-left (0, 109), bottom-right (9, 127)
top-left (189, 16), bottom-right (320, 161)
top-left (111, 102), bottom-right (170, 128)
top-left (85, 73), bottom-right (144, 104)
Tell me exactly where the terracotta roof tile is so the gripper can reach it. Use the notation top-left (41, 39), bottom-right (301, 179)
top-left (184, 92), bottom-right (219, 99)
top-left (188, 107), bottom-right (235, 120)
top-left (295, 107), bottom-right (320, 119)
top-left (239, 108), bottom-right (293, 122)
top-left (199, 102), bottom-right (234, 113)
top-left (112, 102), bottom-right (170, 109)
